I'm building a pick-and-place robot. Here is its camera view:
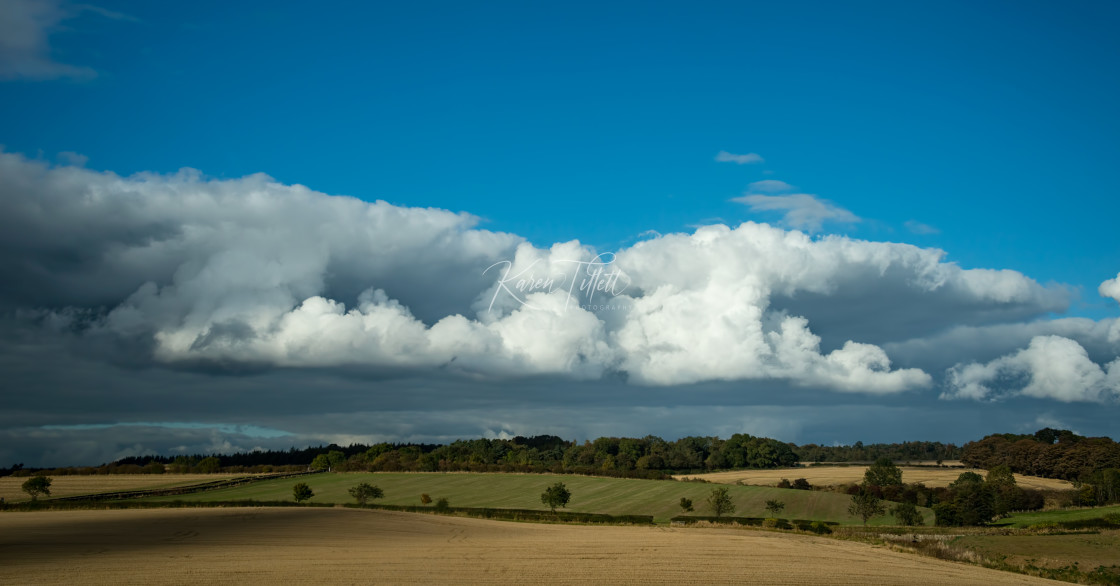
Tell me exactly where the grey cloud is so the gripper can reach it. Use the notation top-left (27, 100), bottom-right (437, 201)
top-left (0, 0), bottom-right (97, 80)
top-left (732, 193), bottom-right (860, 232)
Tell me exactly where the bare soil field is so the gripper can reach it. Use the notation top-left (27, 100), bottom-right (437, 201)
top-left (0, 507), bottom-right (1064, 585)
top-left (0, 474), bottom-right (257, 502)
top-left (683, 466), bottom-right (1074, 491)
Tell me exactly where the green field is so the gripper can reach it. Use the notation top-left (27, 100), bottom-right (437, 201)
top-left (145, 472), bottom-right (932, 525)
top-left (999, 504), bottom-right (1120, 528)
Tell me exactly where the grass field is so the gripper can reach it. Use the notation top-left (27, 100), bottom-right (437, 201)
top-left (999, 504), bottom-right (1120, 528)
top-left (0, 507), bottom-right (1063, 585)
top-left (954, 531), bottom-right (1120, 568)
top-left (0, 474), bottom-right (263, 503)
top-left (143, 471), bottom-right (932, 525)
top-left (684, 466), bottom-right (1074, 491)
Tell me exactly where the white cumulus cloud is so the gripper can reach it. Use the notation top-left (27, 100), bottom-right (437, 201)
top-left (0, 152), bottom-right (1090, 396)
top-left (943, 335), bottom-right (1120, 403)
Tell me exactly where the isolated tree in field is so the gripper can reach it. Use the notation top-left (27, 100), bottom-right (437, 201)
top-left (541, 482), bottom-right (571, 512)
top-left (848, 487), bottom-right (886, 526)
top-left (420, 493), bottom-right (432, 505)
top-left (706, 487), bottom-right (735, 518)
top-left (764, 499), bottom-right (785, 517)
top-left (434, 497), bottom-right (450, 512)
top-left (348, 482), bottom-right (383, 505)
top-left (293, 482), bottom-right (314, 502)
top-left (21, 475), bottom-right (52, 501)
top-left (679, 497), bottom-right (694, 512)
top-left (892, 501), bottom-right (924, 526)
top-left (863, 457), bottom-right (903, 487)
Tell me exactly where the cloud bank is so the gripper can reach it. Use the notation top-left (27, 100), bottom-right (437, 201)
top-left (1, 152), bottom-right (1099, 399)
top-left (0, 151), bottom-right (1118, 468)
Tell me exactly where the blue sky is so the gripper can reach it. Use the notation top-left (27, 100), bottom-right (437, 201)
top-left (1, 0), bottom-right (1118, 465)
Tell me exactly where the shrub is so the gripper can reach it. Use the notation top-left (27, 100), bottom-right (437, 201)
top-left (434, 497), bottom-right (450, 512)
top-left (792, 478), bottom-right (812, 490)
top-left (777, 478), bottom-right (792, 489)
top-left (420, 493), bottom-right (432, 505)
top-left (679, 497), bottom-right (694, 512)
top-left (893, 501), bottom-right (925, 526)
top-left (762, 518), bottom-right (791, 529)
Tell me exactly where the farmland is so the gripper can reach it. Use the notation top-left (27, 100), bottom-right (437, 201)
top-left (141, 471), bottom-right (932, 525)
top-left (683, 466), bottom-right (1074, 491)
top-left (0, 507), bottom-right (1063, 585)
top-left (0, 474), bottom-right (264, 503)
top-left (999, 504), bottom-right (1120, 528)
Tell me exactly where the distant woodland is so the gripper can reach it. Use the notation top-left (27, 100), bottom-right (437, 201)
top-left (5, 433), bottom-right (965, 478)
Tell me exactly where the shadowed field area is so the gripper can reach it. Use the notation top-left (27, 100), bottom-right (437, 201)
top-left (0, 508), bottom-right (1064, 585)
top-left (0, 474), bottom-right (264, 503)
top-left (684, 466), bottom-right (1074, 491)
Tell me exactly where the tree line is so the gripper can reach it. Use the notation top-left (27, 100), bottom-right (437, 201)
top-left (7, 433), bottom-right (804, 477)
top-left (961, 428), bottom-right (1120, 480)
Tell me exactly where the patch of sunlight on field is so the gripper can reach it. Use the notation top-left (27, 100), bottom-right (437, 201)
top-left (141, 471), bottom-right (925, 525)
top-left (685, 466), bottom-right (1073, 491)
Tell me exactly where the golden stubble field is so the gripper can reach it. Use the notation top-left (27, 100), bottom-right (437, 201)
top-left (0, 474), bottom-right (259, 502)
top-left (0, 508), bottom-right (1064, 585)
top-left (683, 466), bottom-right (1074, 491)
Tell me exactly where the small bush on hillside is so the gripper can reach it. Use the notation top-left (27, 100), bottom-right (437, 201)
top-left (809, 521), bottom-right (832, 534)
top-left (762, 518), bottom-right (791, 529)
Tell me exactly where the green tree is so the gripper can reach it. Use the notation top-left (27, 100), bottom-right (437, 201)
top-left (863, 457), bottom-right (903, 487)
top-left (434, 497), bottom-right (450, 512)
top-left (196, 456), bottom-right (221, 474)
top-left (21, 475), bottom-right (52, 501)
top-left (706, 486), bottom-right (735, 518)
top-left (310, 454), bottom-right (332, 471)
top-left (348, 482), bottom-right (384, 505)
top-left (541, 481), bottom-right (571, 512)
top-left (765, 499), bottom-right (786, 517)
top-left (848, 488), bottom-right (886, 526)
top-left (327, 450), bottom-right (347, 470)
top-left (293, 482), bottom-right (314, 502)
top-left (985, 464), bottom-right (1021, 517)
top-left (892, 501), bottom-right (924, 526)
top-left (679, 497), bottom-right (694, 512)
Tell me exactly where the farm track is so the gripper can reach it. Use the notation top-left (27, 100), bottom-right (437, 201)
top-left (0, 507), bottom-right (1064, 585)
